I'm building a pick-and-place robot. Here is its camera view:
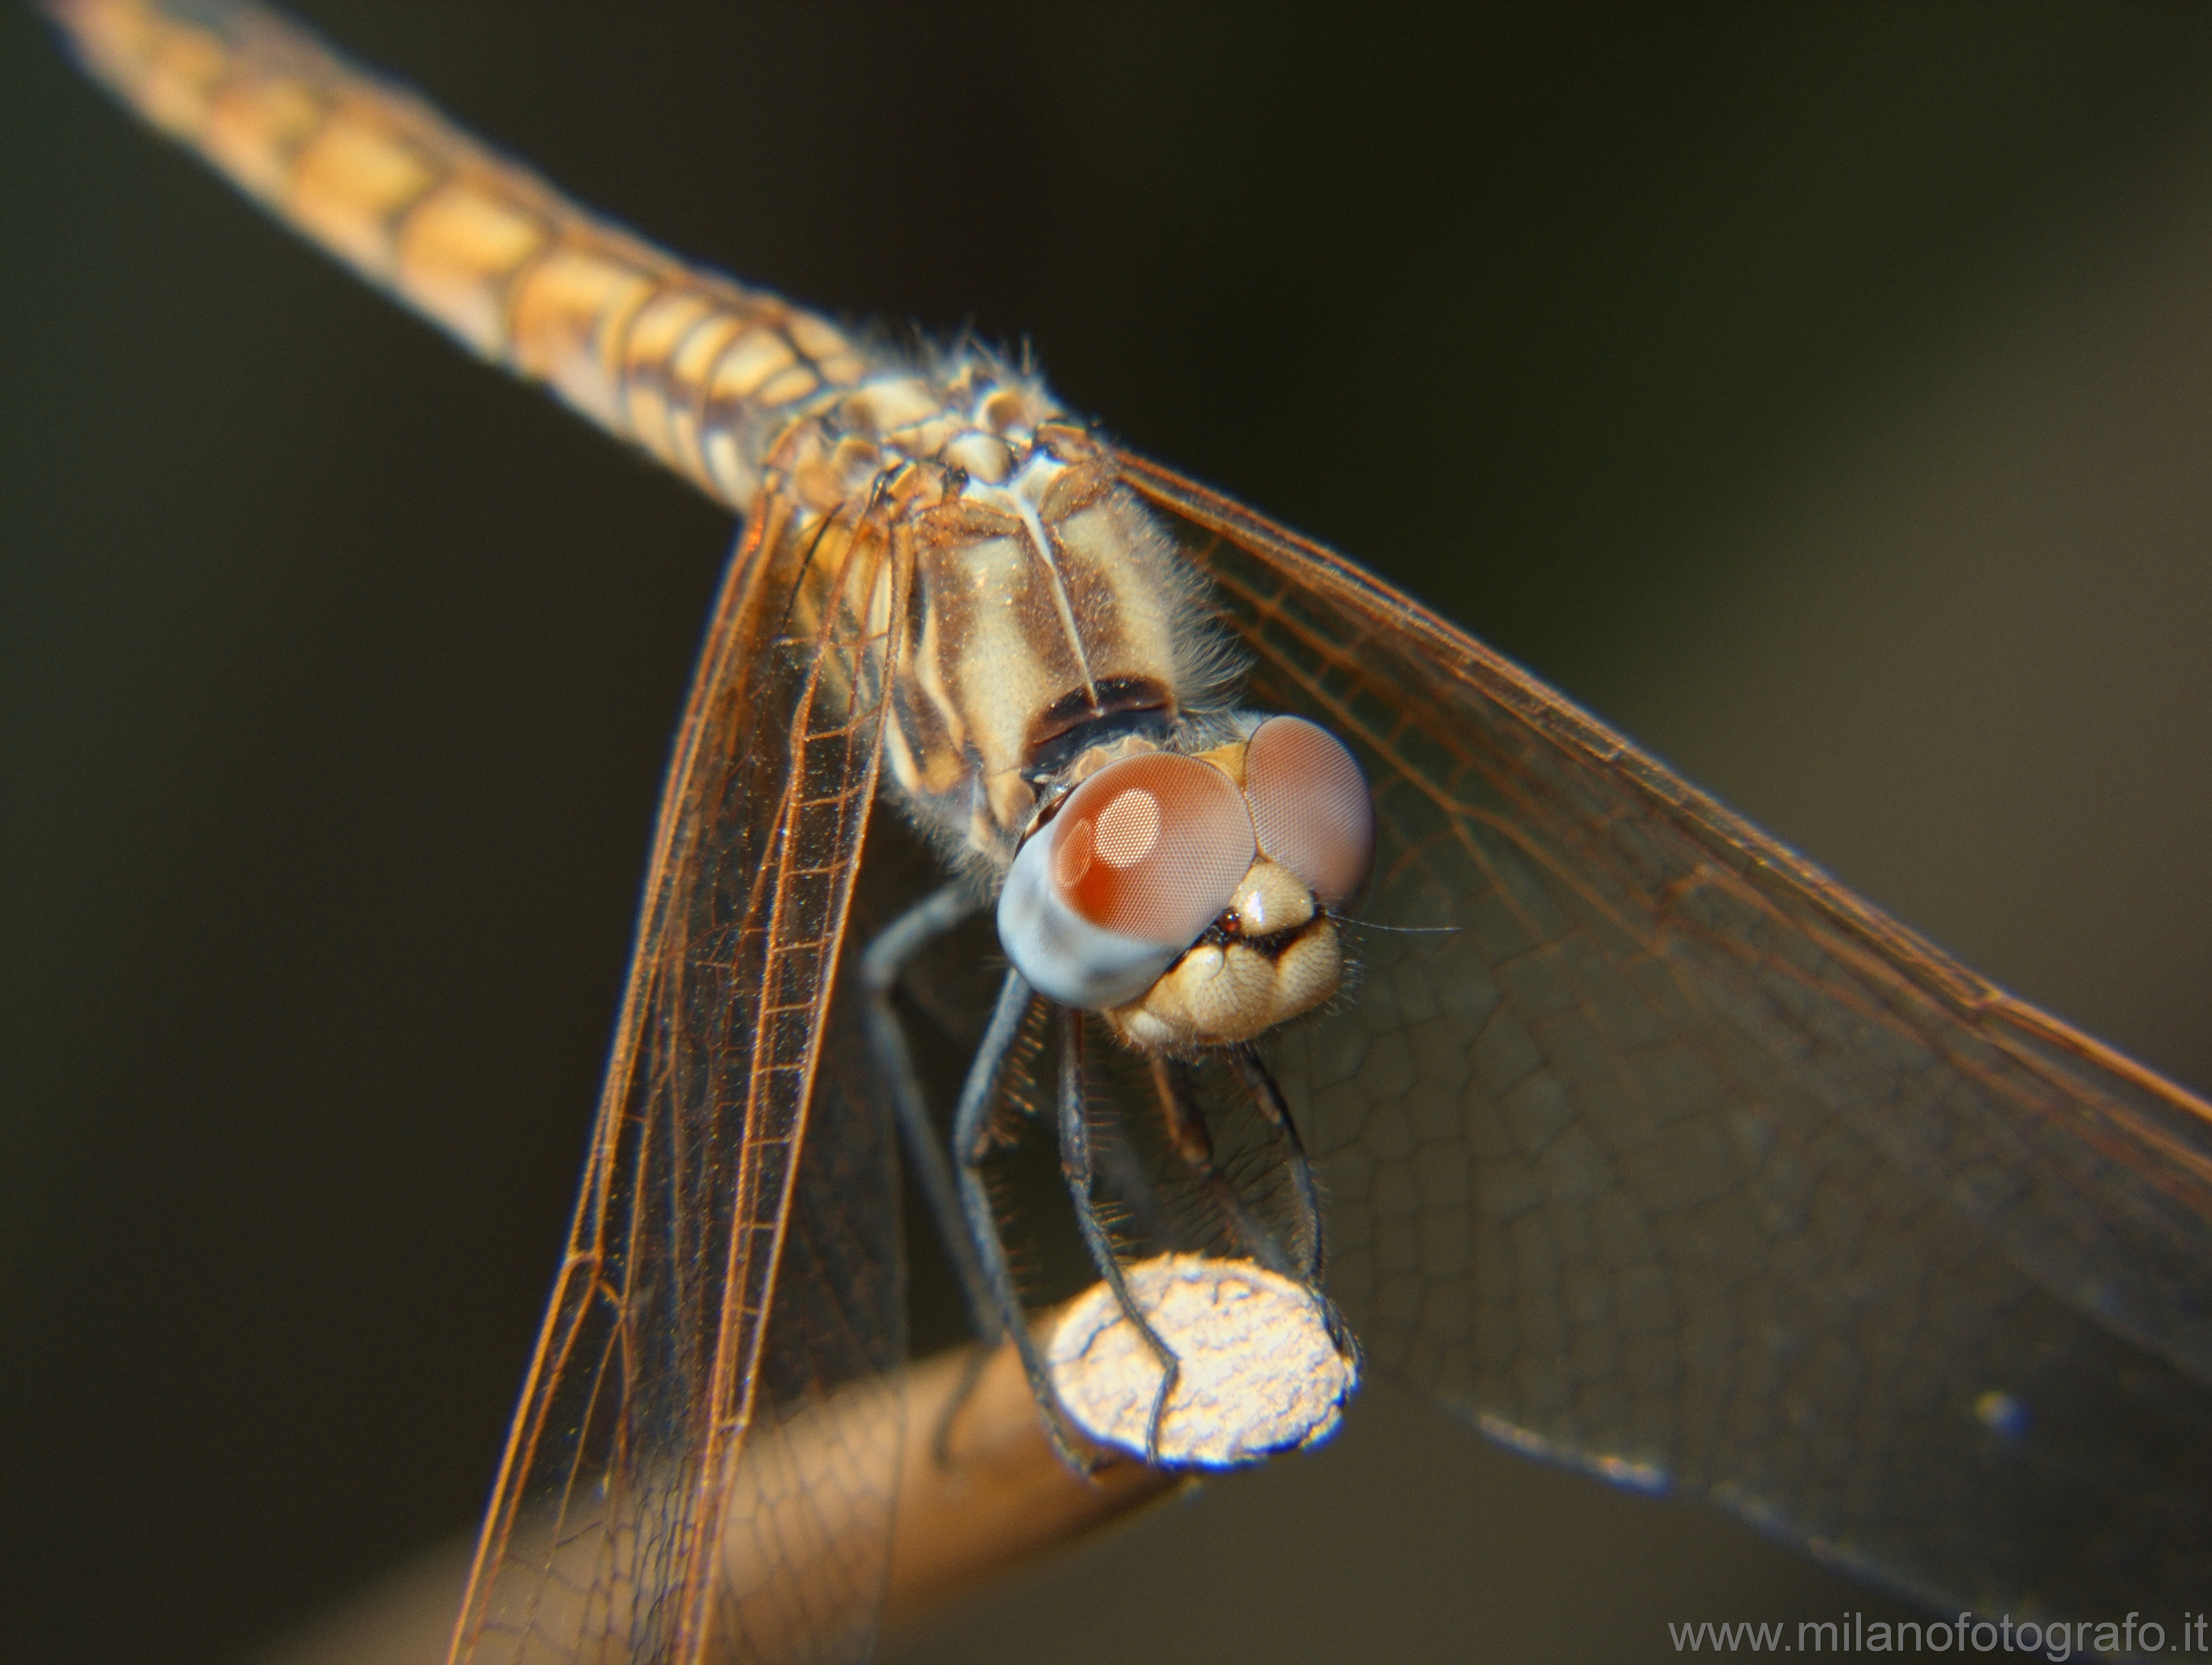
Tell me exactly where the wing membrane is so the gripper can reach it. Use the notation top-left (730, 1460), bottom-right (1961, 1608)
top-left (1118, 450), bottom-right (2212, 1619)
top-left (451, 499), bottom-right (905, 1665)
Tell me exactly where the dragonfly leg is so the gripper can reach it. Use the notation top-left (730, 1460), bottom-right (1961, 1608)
top-left (1228, 1047), bottom-right (1326, 1287)
top-left (1089, 1096), bottom-right (1171, 1250)
top-left (1148, 1056), bottom-right (1300, 1282)
top-left (862, 881), bottom-right (1019, 1467)
top-left (859, 881), bottom-right (996, 1339)
top-left (1059, 1009), bottom-right (1180, 1465)
top-left (951, 967), bottom-right (1096, 1470)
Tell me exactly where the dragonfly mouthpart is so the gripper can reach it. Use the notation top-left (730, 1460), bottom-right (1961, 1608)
top-left (1105, 857), bottom-right (1345, 1052)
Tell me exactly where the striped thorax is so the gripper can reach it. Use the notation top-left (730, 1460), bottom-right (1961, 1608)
top-left (751, 349), bottom-right (1375, 1051)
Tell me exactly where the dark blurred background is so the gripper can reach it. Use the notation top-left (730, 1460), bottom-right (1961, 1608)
top-left (6, 4), bottom-right (2212, 1661)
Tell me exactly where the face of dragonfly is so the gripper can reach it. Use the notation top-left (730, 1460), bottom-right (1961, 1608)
top-left (13, 3), bottom-right (2212, 1663)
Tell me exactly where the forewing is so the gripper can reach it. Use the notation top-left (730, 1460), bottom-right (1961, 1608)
top-left (451, 496), bottom-right (907, 1665)
top-left (1118, 451), bottom-right (2212, 1619)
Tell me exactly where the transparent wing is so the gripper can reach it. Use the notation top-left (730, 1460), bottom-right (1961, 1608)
top-left (1117, 449), bottom-right (2212, 1621)
top-left (451, 494), bottom-right (907, 1665)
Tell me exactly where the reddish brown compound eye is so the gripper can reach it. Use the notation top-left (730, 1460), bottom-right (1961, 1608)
top-left (1050, 753), bottom-right (1256, 938)
top-left (1243, 716), bottom-right (1375, 907)
top-left (998, 752), bottom-right (1257, 1009)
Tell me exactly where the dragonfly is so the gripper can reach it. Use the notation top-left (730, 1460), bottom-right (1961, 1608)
top-left (33, 1), bottom-right (2212, 1661)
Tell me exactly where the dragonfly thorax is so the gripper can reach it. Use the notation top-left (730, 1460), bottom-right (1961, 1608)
top-left (772, 369), bottom-right (1235, 866)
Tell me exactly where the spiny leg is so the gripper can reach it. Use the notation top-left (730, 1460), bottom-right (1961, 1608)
top-left (951, 967), bottom-right (1095, 1469)
top-left (1228, 1046), bottom-right (1326, 1286)
top-left (1149, 1056), bottom-right (1298, 1282)
top-left (1090, 1103), bottom-right (1170, 1253)
top-left (1059, 1009), bottom-right (1180, 1464)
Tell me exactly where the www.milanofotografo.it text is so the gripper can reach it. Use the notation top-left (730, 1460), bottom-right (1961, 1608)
top-left (1667, 1611), bottom-right (2209, 1656)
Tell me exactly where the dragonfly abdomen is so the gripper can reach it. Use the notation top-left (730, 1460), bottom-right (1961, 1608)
top-left (45, 0), bottom-right (873, 508)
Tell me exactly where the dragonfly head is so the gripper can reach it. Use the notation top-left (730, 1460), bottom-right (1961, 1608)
top-left (996, 715), bottom-right (1374, 1053)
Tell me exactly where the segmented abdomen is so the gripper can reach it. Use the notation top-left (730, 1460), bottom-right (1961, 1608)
top-left (46, 0), bottom-right (874, 508)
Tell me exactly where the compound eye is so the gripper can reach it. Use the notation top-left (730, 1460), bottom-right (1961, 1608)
top-left (1243, 717), bottom-right (1375, 906)
top-left (1048, 752), bottom-right (1257, 940)
top-left (998, 752), bottom-right (1256, 1010)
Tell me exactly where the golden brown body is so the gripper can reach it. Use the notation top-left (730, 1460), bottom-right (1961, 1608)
top-left (53, 0), bottom-right (863, 508)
